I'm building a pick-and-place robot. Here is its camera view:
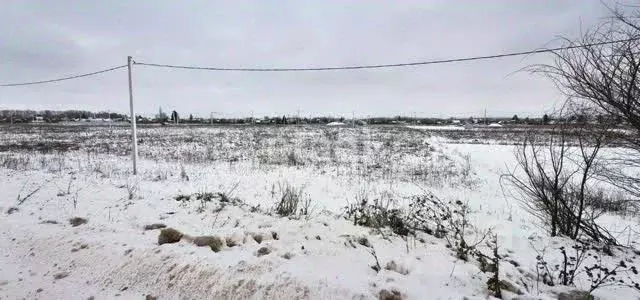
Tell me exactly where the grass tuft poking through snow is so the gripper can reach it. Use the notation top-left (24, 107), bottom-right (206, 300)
top-left (68, 217), bottom-right (88, 227)
top-left (158, 228), bottom-right (183, 245)
top-left (192, 236), bottom-right (225, 252)
top-left (274, 182), bottom-right (311, 218)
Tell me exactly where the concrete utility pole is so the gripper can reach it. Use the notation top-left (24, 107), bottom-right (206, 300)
top-left (127, 56), bottom-right (138, 175)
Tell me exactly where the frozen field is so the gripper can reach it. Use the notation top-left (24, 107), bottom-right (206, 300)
top-left (0, 124), bottom-right (639, 299)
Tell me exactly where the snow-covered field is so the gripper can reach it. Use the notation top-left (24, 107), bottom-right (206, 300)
top-left (0, 124), bottom-right (639, 299)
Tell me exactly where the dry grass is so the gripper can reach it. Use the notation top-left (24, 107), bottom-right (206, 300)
top-left (192, 235), bottom-right (224, 252)
top-left (158, 228), bottom-right (183, 245)
top-left (68, 217), bottom-right (88, 227)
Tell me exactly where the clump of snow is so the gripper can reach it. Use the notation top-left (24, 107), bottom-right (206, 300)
top-left (326, 121), bottom-right (346, 126)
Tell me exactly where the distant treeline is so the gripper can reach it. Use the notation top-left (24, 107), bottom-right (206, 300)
top-left (0, 110), bottom-right (619, 126)
top-left (0, 110), bottom-right (128, 123)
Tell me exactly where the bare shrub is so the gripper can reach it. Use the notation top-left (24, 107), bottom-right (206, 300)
top-left (534, 244), bottom-right (590, 287)
top-left (533, 242), bottom-right (640, 294)
top-left (585, 255), bottom-right (640, 293)
top-left (502, 121), bottom-right (617, 244)
top-left (405, 192), bottom-right (492, 261)
top-left (484, 234), bottom-right (503, 298)
top-left (343, 192), bottom-right (409, 236)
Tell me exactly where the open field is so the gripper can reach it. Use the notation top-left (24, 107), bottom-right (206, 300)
top-left (1, 124), bottom-right (639, 299)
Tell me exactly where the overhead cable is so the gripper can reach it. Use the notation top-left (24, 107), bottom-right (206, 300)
top-left (0, 65), bottom-right (127, 87)
top-left (133, 38), bottom-right (640, 72)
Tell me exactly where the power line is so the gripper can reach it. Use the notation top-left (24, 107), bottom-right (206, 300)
top-left (133, 38), bottom-right (639, 72)
top-left (0, 65), bottom-right (127, 87)
top-left (0, 37), bottom-right (637, 87)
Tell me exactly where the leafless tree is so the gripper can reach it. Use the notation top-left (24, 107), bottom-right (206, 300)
top-left (529, 4), bottom-right (640, 201)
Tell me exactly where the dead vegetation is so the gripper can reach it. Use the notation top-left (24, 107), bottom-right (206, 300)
top-left (274, 182), bottom-right (310, 218)
top-left (192, 236), bottom-right (225, 252)
top-left (502, 122), bottom-right (617, 244)
top-left (53, 272), bottom-right (70, 280)
top-left (143, 223), bottom-right (167, 230)
top-left (156, 226), bottom-right (279, 255)
top-left (256, 247), bottom-right (271, 256)
top-left (69, 217), bottom-right (88, 227)
top-left (158, 228), bottom-right (183, 245)
top-left (0, 125), bottom-right (478, 189)
top-left (378, 289), bottom-right (404, 300)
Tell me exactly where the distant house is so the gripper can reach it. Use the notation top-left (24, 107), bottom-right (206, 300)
top-left (33, 116), bottom-right (44, 123)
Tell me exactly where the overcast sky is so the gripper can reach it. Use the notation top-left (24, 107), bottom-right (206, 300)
top-left (0, 1), bottom-right (619, 118)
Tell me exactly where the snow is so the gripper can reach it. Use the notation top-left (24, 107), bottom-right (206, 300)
top-left (406, 125), bottom-right (465, 131)
top-left (326, 122), bottom-right (346, 126)
top-left (0, 124), bottom-right (638, 299)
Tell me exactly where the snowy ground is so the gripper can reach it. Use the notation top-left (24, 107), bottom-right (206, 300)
top-left (0, 124), bottom-right (639, 299)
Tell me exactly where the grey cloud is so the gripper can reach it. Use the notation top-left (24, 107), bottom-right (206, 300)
top-left (0, 0), bottom-right (625, 117)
